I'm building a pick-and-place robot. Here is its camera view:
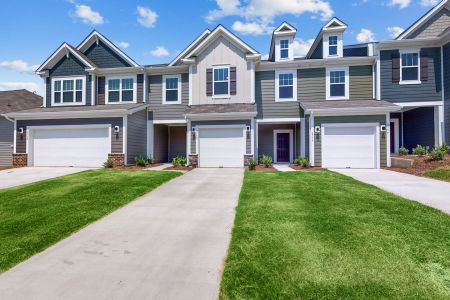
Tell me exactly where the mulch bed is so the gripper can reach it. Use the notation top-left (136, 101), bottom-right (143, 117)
top-left (289, 165), bottom-right (324, 171)
top-left (163, 166), bottom-right (194, 171)
top-left (246, 165), bottom-right (277, 172)
top-left (114, 163), bottom-right (162, 170)
top-left (386, 154), bottom-right (450, 176)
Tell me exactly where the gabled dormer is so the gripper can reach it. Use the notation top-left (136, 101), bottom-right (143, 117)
top-left (306, 17), bottom-right (348, 59)
top-left (269, 22), bottom-right (297, 62)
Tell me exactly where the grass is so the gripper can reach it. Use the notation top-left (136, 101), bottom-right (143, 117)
top-left (0, 169), bottom-right (180, 273)
top-left (424, 167), bottom-right (450, 182)
top-left (220, 171), bottom-right (450, 299)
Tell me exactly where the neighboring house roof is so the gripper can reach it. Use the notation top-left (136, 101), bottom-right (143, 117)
top-left (0, 90), bottom-right (42, 114)
top-left (185, 103), bottom-right (257, 114)
top-left (306, 17), bottom-right (348, 59)
top-left (396, 0), bottom-right (448, 40)
top-left (77, 30), bottom-right (140, 67)
top-left (300, 100), bottom-right (400, 115)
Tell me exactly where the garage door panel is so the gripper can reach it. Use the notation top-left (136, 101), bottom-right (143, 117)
top-left (32, 127), bottom-right (110, 167)
top-left (199, 128), bottom-right (244, 168)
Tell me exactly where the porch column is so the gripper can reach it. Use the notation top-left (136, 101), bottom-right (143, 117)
top-left (434, 105), bottom-right (444, 146)
top-left (309, 114), bottom-right (315, 166)
top-left (147, 112), bottom-right (154, 159)
top-left (253, 119), bottom-right (258, 160)
top-left (300, 118), bottom-right (305, 157)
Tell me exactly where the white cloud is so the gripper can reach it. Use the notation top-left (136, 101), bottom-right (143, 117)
top-left (0, 82), bottom-right (39, 92)
top-left (0, 60), bottom-right (39, 73)
top-left (293, 39), bottom-right (315, 57)
top-left (232, 21), bottom-right (273, 35)
top-left (356, 28), bottom-right (375, 43)
top-left (115, 41), bottom-right (130, 49)
top-left (420, 0), bottom-right (440, 6)
top-left (74, 4), bottom-right (104, 25)
top-left (137, 6), bottom-right (158, 28)
top-left (387, 26), bottom-right (404, 38)
top-left (388, 0), bottom-right (411, 9)
top-left (146, 46), bottom-right (169, 57)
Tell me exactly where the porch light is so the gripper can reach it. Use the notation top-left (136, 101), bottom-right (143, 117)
top-left (191, 127), bottom-right (196, 139)
top-left (314, 126), bottom-right (321, 133)
top-left (18, 127), bottom-right (24, 134)
top-left (380, 125), bottom-right (386, 132)
top-left (114, 126), bottom-right (120, 133)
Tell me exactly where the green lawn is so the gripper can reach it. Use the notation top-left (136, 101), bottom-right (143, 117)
top-left (424, 167), bottom-right (450, 182)
top-left (220, 171), bottom-right (450, 299)
top-left (0, 169), bottom-right (180, 273)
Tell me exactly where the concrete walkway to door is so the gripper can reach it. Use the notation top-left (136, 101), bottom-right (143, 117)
top-left (0, 168), bottom-right (244, 300)
top-left (334, 169), bottom-right (450, 214)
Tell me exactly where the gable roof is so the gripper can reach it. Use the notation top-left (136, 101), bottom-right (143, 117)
top-left (397, 0), bottom-right (448, 40)
top-left (36, 42), bottom-right (97, 74)
top-left (77, 30), bottom-right (139, 67)
top-left (178, 25), bottom-right (259, 62)
top-left (306, 17), bottom-right (348, 59)
top-left (268, 21), bottom-right (297, 61)
top-left (169, 29), bottom-right (211, 66)
top-left (0, 90), bottom-right (42, 114)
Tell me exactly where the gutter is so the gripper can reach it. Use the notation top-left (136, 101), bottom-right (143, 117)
top-left (257, 56), bottom-right (376, 71)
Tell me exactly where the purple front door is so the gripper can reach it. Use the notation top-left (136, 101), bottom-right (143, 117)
top-left (277, 133), bottom-right (290, 163)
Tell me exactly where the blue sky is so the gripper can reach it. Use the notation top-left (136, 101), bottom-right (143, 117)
top-left (0, 0), bottom-right (441, 96)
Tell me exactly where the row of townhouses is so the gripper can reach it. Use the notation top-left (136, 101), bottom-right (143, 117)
top-left (2, 0), bottom-right (450, 169)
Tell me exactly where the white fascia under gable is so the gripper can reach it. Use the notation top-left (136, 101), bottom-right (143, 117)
top-left (36, 43), bottom-right (96, 74)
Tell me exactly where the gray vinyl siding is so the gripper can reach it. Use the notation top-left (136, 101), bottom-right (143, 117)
top-left (255, 71), bottom-right (301, 119)
top-left (16, 118), bottom-right (123, 154)
top-left (84, 40), bottom-right (131, 68)
top-left (444, 43), bottom-right (450, 143)
top-left (153, 124), bottom-right (168, 163)
top-left (168, 126), bottom-right (187, 160)
top-left (0, 117), bottom-right (13, 166)
top-left (403, 107), bottom-right (435, 150)
top-left (46, 54), bottom-right (91, 107)
top-left (349, 65), bottom-right (373, 100)
top-left (380, 48), bottom-right (442, 103)
top-left (149, 74), bottom-right (189, 120)
top-left (257, 123), bottom-right (300, 160)
top-left (407, 8), bottom-right (450, 39)
top-left (310, 39), bottom-right (323, 59)
top-left (313, 115), bottom-right (387, 167)
top-left (298, 68), bottom-right (326, 101)
top-left (127, 110), bottom-right (147, 164)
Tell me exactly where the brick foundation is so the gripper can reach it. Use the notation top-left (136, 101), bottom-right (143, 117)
top-left (108, 153), bottom-right (125, 167)
top-left (244, 154), bottom-right (254, 166)
top-left (13, 153), bottom-right (28, 167)
top-left (188, 154), bottom-right (198, 168)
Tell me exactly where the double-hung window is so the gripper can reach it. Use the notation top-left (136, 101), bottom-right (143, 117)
top-left (329, 36), bottom-right (338, 56)
top-left (276, 70), bottom-right (296, 101)
top-left (400, 51), bottom-right (420, 84)
top-left (52, 77), bottom-right (84, 105)
top-left (107, 77), bottom-right (135, 103)
top-left (327, 67), bottom-right (349, 100)
top-left (213, 66), bottom-right (230, 97)
top-left (280, 39), bottom-right (289, 59)
top-left (163, 75), bottom-right (181, 104)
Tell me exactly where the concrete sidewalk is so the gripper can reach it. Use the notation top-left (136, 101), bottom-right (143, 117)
top-left (334, 169), bottom-right (450, 214)
top-left (0, 168), bottom-right (244, 300)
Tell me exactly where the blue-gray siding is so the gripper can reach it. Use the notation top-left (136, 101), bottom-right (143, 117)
top-left (310, 39), bottom-right (323, 59)
top-left (403, 107), bottom-right (435, 150)
top-left (0, 117), bottom-right (13, 166)
top-left (127, 110), bottom-right (147, 164)
top-left (380, 48), bottom-right (442, 103)
top-left (149, 74), bottom-right (189, 120)
top-left (444, 42), bottom-right (450, 143)
top-left (84, 40), bottom-right (131, 68)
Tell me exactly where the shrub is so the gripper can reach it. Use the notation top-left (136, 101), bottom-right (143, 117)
top-left (103, 159), bottom-right (114, 168)
top-left (412, 145), bottom-right (428, 156)
top-left (135, 155), bottom-right (147, 167)
top-left (172, 156), bottom-right (187, 167)
top-left (439, 143), bottom-right (449, 154)
top-left (260, 155), bottom-right (273, 168)
top-left (248, 159), bottom-right (257, 171)
top-left (294, 157), bottom-right (311, 168)
top-left (429, 147), bottom-right (446, 161)
top-left (399, 146), bottom-right (409, 156)
top-left (146, 155), bottom-right (154, 164)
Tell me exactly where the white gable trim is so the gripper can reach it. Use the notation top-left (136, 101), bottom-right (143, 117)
top-left (169, 29), bottom-right (211, 66)
top-left (77, 31), bottom-right (139, 67)
top-left (323, 17), bottom-right (348, 31)
top-left (36, 43), bottom-right (96, 73)
top-left (397, 0), bottom-right (447, 40)
top-left (274, 22), bottom-right (297, 35)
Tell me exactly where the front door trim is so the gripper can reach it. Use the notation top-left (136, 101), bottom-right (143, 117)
top-left (390, 118), bottom-right (399, 154)
top-left (273, 129), bottom-right (293, 163)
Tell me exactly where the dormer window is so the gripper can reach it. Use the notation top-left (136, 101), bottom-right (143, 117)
top-left (323, 33), bottom-right (343, 58)
top-left (280, 39), bottom-right (289, 59)
top-left (328, 36), bottom-right (338, 56)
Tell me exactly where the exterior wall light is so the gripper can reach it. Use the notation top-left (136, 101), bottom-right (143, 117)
top-left (114, 126), bottom-right (120, 133)
top-left (315, 126), bottom-right (321, 133)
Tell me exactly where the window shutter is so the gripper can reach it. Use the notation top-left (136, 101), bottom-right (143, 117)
top-left (392, 51), bottom-right (400, 83)
top-left (420, 50), bottom-right (428, 82)
top-left (206, 68), bottom-right (213, 96)
top-left (230, 67), bottom-right (237, 95)
top-left (98, 76), bottom-right (105, 105)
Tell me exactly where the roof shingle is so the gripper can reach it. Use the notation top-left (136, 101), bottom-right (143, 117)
top-left (0, 90), bottom-right (43, 114)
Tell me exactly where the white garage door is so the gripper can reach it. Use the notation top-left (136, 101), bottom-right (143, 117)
top-left (322, 124), bottom-right (378, 169)
top-left (199, 127), bottom-right (244, 168)
top-left (31, 126), bottom-right (111, 167)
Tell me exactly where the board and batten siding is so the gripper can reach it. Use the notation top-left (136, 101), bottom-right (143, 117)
top-left (313, 115), bottom-right (387, 167)
top-left (16, 118), bottom-right (123, 154)
top-left (127, 110), bottom-right (147, 164)
top-left (0, 117), bottom-right (13, 166)
top-left (148, 74), bottom-right (189, 120)
top-left (444, 42), bottom-right (450, 144)
top-left (380, 48), bottom-right (442, 103)
top-left (191, 35), bottom-right (252, 105)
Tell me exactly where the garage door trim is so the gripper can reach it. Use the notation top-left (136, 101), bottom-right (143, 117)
top-left (28, 124), bottom-right (112, 166)
top-left (321, 122), bottom-right (380, 169)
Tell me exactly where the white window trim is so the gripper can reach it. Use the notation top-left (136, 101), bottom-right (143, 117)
top-left (399, 49), bottom-right (421, 85)
top-left (273, 129), bottom-right (294, 163)
top-left (162, 74), bottom-right (182, 104)
top-left (51, 76), bottom-right (86, 106)
top-left (326, 66), bottom-right (349, 101)
top-left (105, 74), bottom-right (137, 104)
top-left (275, 70), bottom-right (297, 102)
top-left (323, 33), bottom-right (343, 58)
top-left (212, 65), bottom-right (231, 99)
top-left (275, 36), bottom-right (293, 62)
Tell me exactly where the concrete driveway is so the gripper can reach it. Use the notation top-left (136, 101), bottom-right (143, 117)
top-left (0, 167), bottom-right (92, 189)
top-left (0, 168), bottom-right (244, 300)
top-left (334, 169), bottom-right (450, 214)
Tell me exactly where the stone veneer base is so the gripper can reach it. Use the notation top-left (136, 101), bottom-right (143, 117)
top-left (108, 153), bottom-right (125, 167)
top-left (13, 153), bottom-right (28, 167)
